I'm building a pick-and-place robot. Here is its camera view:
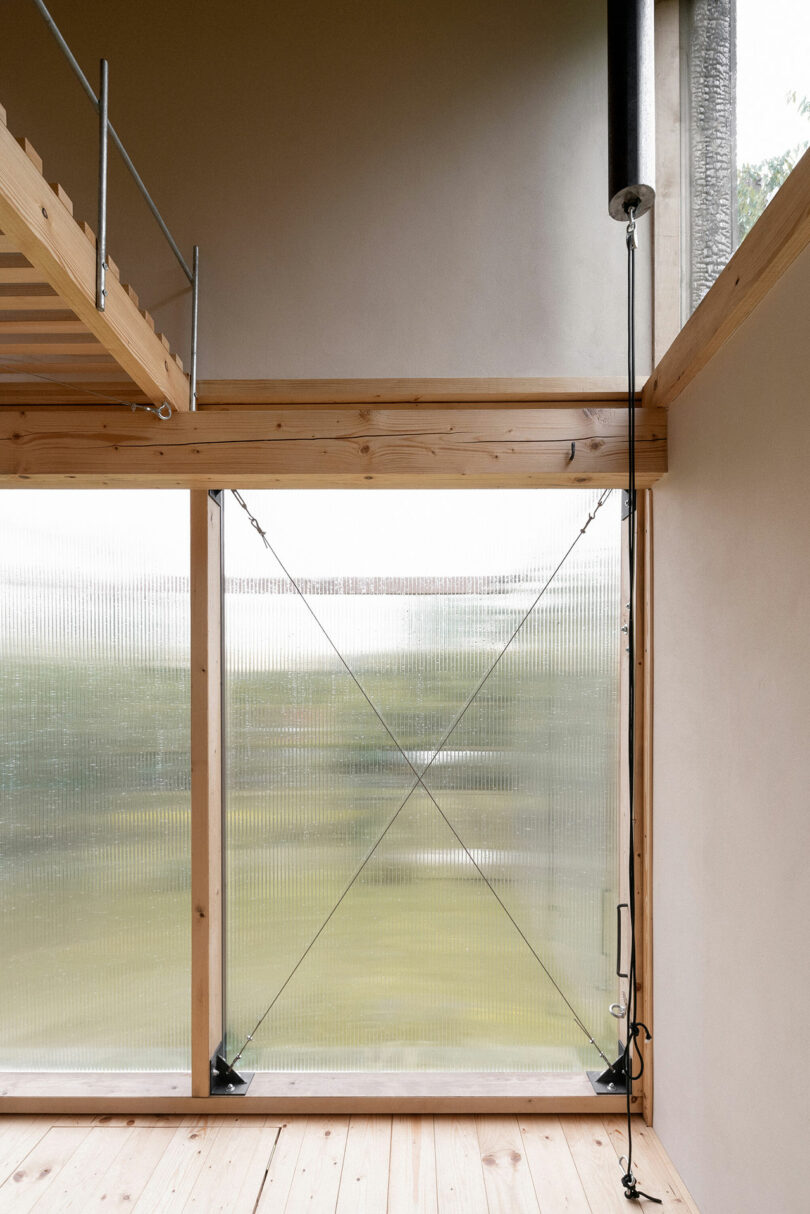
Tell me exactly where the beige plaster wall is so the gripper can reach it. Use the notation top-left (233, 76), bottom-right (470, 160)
top-left (0, 0), bottom-right (650, 380)
top-left (651, 243), bottom-right (810, 1214)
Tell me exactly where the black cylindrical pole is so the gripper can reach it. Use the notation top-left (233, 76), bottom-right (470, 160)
top-left (607, 0), bottom-right (655, 220)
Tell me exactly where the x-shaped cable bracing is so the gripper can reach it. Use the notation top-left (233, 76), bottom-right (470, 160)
top-left (228, 487), bottom-right (614, 1070)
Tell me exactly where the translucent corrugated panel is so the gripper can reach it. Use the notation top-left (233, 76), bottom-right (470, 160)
top-left (0, 491), bottom-right (190, 1071)
top-left (224, 489), bottom-right (620, 1072)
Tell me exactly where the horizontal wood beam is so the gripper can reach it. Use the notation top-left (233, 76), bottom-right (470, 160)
top-left (644, 145), bottom-right (810, 407)
top-left (197, 377), bottom-right (647, 406)
top-left (0, 120), bottom-right (189, 412)
top-left (0, 403), bottom-right (667, 488)
top-left (0, 1072), bottom-right (631, 1115)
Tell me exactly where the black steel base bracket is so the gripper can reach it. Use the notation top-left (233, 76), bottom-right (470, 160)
top-left (622, 489), bottom-right (637, 520)
top-left (587, 1048), bottom-right (630, 1096)
top-left (210, 1052), bottom-right (254, 1096)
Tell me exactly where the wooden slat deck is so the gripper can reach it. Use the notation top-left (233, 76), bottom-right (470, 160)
top-left (0, 1113), bottom-right (700, 1212)
top-left (0, 104), bottom-right (187, 411)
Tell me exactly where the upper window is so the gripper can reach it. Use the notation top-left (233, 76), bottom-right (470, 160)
top-left (684, 0), bottom-right (810, 313)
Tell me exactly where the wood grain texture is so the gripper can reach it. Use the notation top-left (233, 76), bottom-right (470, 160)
top-left (196, 377), bottom-right (647, 405)
top-left (0, 1126), bottom-right (92, 1212)
top-left (475, 1116), bottom-right (540, 1213)
top-left (254, 1117), bottom-right (308, 1211)
top-left (335, 1117), bottom-right (391, 1213)
top-left (0, 1070), bottom-right (627, 1115)
top-left (388, 1116), bottom-right (437, 1214)
top-left (0, 1115), bottom-right (701, 1212)
top-left (30, 1127), bottom-right (138, 1214)
top-left (562, 1119), bottom-right (630, 1214)
top-left (128, 1120), bottom-right (225, 1212)
top-left (0, 404), bottom-right (667, 488)
top-left (182, 1117), bottom-right (279, 1211)
top-left (282, 1117), bottom-right (349, 1213)
top-left (190, 492), bottom-right (223, 1096)
top-left (0, 1117), bottom-right (52, 1187)
top-left (434, 1116), bottom-right (488, 1214)
top-left (518, 1116), bottom-right (593, 1213)
top-left (645, 145), bottom-right (810, 407)
top-left (74, 1126), bottom-right (175, 1211)
top-left (0, 120), bottom-right (188, 411)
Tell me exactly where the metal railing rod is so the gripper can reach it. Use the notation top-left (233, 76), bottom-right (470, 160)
top-left (96, 58), bottom-right (108, 310)
top-left (30, 0), bottom-right (193, 283)
top-left (190, 245), bottom-right (199, 410)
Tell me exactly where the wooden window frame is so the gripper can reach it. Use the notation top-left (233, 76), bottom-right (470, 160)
top-left (0, 471), bottom-right (652, 1120)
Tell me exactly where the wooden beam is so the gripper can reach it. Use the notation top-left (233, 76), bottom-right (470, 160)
top-left (0, 120), bottom-right (188, 412)
top-left (0, 404), bottom-right (667, 488)
top-left (644, 146), bottom-right (810, 407)
top-left (196, 377), bottom-right (647, 406)
top-left (190, 491), bottom-right (223, 1097)
top-left (0, 1072), bottom-right (630, 1116)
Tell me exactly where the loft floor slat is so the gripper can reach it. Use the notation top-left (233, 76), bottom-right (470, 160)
top-left (0, 319), bottom-right (88, 334)
top-left (0, 268), bottom-right (49, 285)
top-left (0, 294), bottom-right (63, 308)
top-left (0, 341), bottom-right (105, 355)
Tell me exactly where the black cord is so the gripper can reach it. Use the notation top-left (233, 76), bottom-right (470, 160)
top-left (621, 209), bottom-right (660, 1205)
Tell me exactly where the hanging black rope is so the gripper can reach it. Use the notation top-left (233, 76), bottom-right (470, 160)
top-left (619, 207), bottom-right (660, 1206)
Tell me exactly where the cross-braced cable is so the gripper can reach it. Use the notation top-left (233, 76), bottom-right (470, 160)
top-left (228, 486), bottom-right (615, 1071)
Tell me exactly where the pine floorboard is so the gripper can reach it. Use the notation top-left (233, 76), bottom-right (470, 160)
top-left (0, 1113), bottom-right (700, 1211)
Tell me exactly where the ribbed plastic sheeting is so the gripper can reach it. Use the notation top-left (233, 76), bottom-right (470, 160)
top-left (224, 489), bottom-right (621, 1072)
top-left (0, 491), bottom-right (190, 1071)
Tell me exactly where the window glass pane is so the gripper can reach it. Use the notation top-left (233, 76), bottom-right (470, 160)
top-left (224, 489), bottom-right (620, 1073)
top-left (736, 0), bottom-right (810, 239)
top-left (684, 0), bottom-right (810, 312)
top-left (0, 491), bottom-right (190, 1071)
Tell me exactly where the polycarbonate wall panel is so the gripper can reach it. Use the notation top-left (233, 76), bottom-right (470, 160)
top-left (0, 491), bottom-right (190, 1070)
top-left (224, 489), bottom-right (621, 1072)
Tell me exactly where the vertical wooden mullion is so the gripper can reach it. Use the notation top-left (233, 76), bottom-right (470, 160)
top-left (190, 489), bottom-right (223, 1097)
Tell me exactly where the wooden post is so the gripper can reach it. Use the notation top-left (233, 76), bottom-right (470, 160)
top-left (190, 490), bottom-right (223, 1096)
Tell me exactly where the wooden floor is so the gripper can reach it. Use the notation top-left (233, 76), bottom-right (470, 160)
top-left (0, 1113), bottom-right (699, 1212)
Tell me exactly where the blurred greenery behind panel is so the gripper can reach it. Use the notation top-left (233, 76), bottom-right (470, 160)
top-left (0, 491), bottom-right (190, 1071)
top-left (0, 488), bottom-right (621, 1074)
top-left (224, 489), bottom-right (621, 1073)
